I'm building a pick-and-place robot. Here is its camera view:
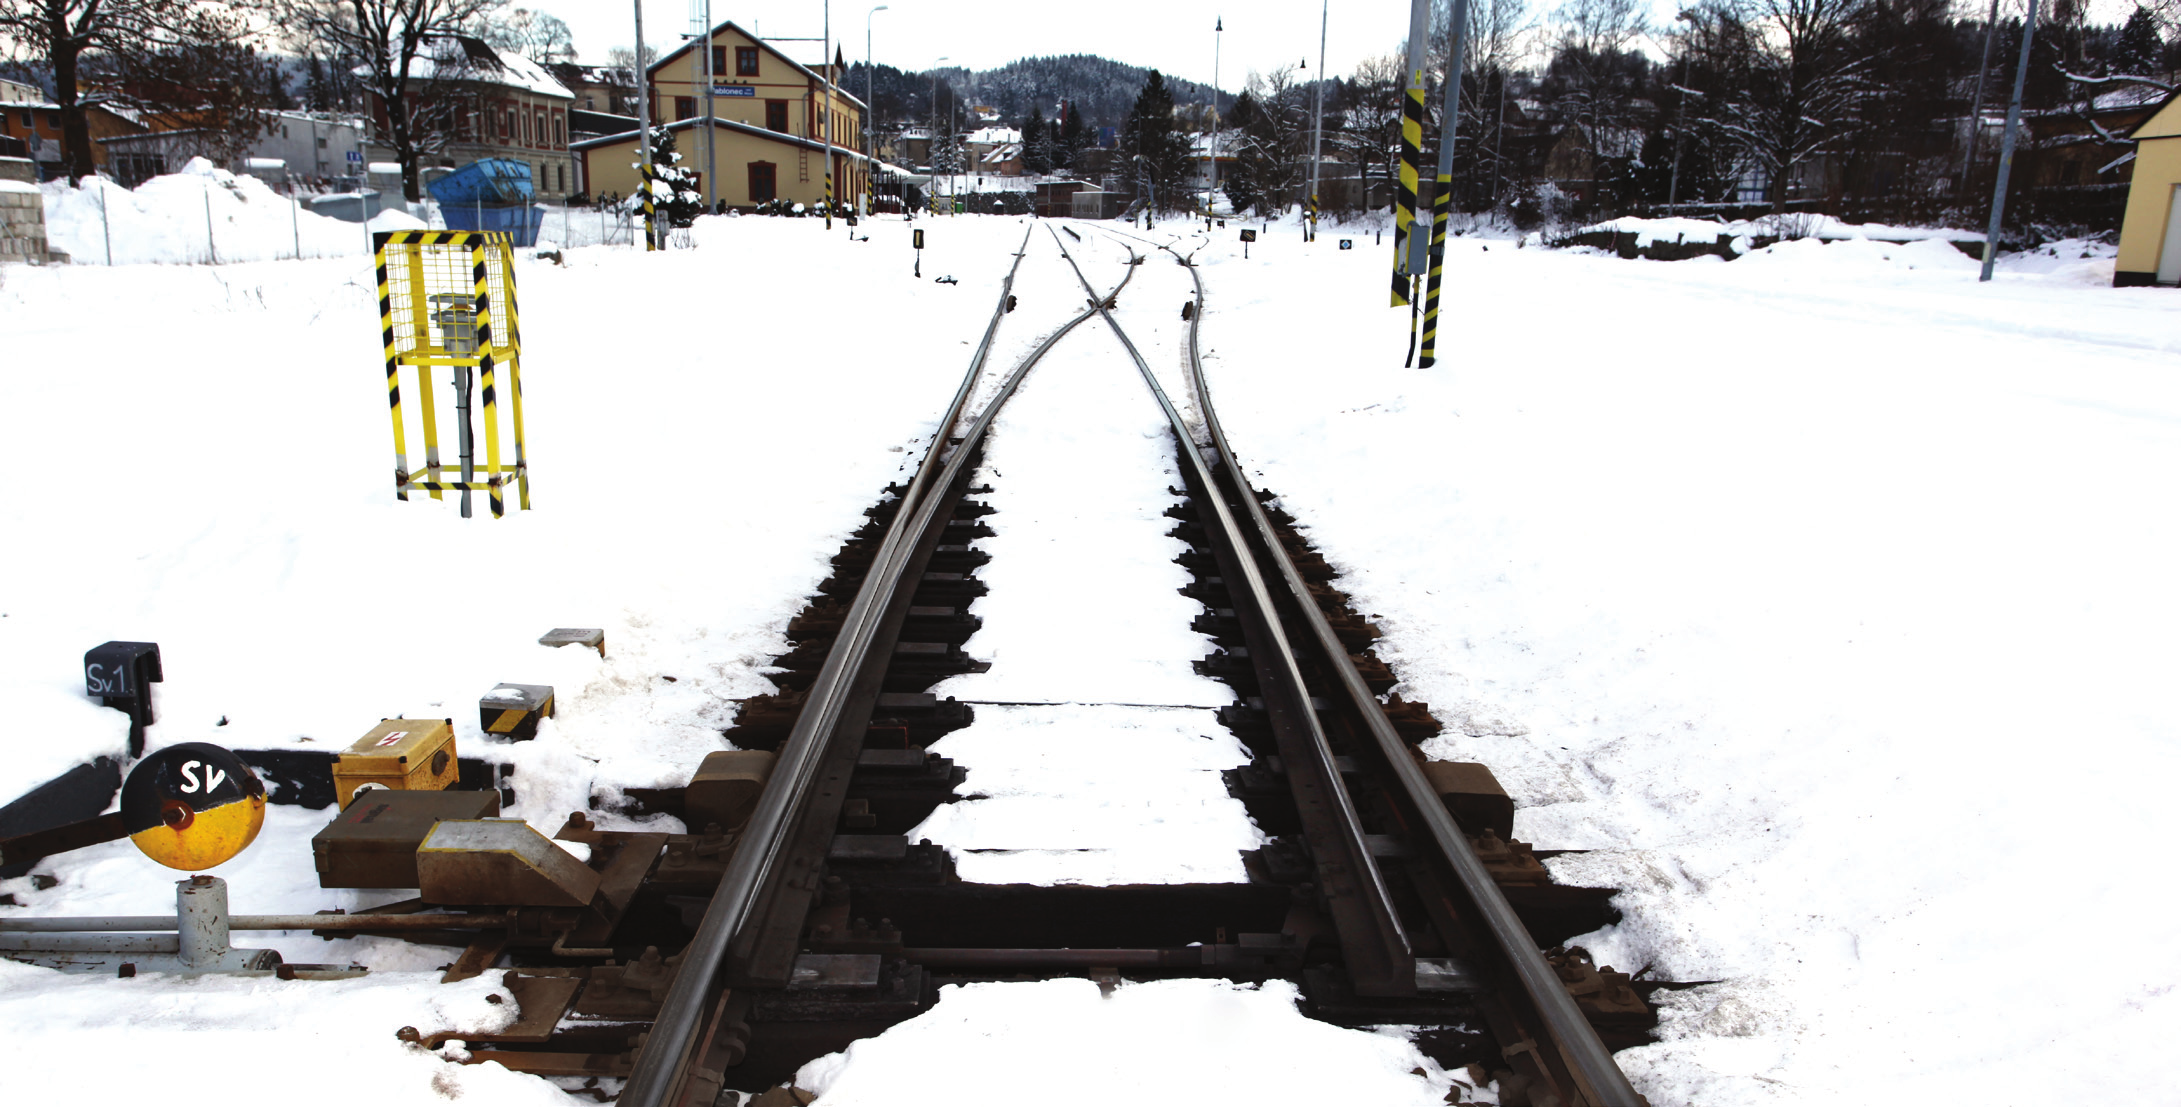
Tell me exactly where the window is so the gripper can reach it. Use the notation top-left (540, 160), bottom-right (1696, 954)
top-left (766, 100), bottom-right (788, 133)
top-left (748, 161), bottom-right (775, 202)
top-left (536, 109), bottom-right (546, 144)
top-left (712, 46), bottom-right (728, 75)
top-left (522, 110), bottom-right (531, 143)
top-left (506, 109), bottom-right (516, 139)
top-left (553, 115), bottom-right (564, 146)
top-left (736, 47), bottom-right (759, 76)
top-left (317, 136), bottom-right (328, 148)
top-left (675, 96), bottom-right (696, 121)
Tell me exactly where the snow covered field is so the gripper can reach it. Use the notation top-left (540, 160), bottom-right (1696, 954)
top-left (3, 203), bottom-right (2178, 1105)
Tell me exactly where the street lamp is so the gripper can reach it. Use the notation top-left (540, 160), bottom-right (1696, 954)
top-left (929, 56), bottom-right (947, 213)
top-left (867, 4), bottom-right (887, 214)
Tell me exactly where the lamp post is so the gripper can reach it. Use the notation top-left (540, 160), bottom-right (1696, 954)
top-left (695, 0), bottom-right (716, 210)
top-left (867, 4), bottom-right (887, 214)
top-left (633, 0), bottom-right (654, 250)
top-left (1307, 0), bottom-right (1326, 239)
top-left (1209, 16), bottom-right (1222, 214)
top-left (821, 0), bottom-right (835, 229)
top-left (929, 57), bottom-right (947, 213)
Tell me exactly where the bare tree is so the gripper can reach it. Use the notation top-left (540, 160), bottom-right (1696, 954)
top-left (1542, 0), bottom-right (1649, 182)
top-left (89, 40), bottom-right (286, 166)
top-left (278, 0), bottom-right (505, 201)
top-left (1340, 52), bottom-right (1405, 211)
top-left (1237, 65), bottom-right (1308, 209)
top-left (0, 0), bottom-right (261, 180)
top-left (1690, 0), bottom-right (1876, 209)
top-left (477, 6), bottom-right (573, 64)
top-left (604, 45), bottom-right (656, 71)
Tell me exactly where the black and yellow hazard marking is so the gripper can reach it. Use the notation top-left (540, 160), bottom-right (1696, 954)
top-left (120, 742), bottom-right (266, 871)
top-left (640, 163), bottom-right (657, 251)
top-left (376, 239), bottom-right (408, 501)
top-left (1419, 173), bottom-right (1453, 368)
top-left (377, 230), bottom-right (529, 516)
top-left (1390, 75), bottom-right (1426, 308)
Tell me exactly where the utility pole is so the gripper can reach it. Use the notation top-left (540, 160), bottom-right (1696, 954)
top-left (1417, 0), bottom-right (1470, 369)
top-left (1392, 0), bottom-right (1431, 365)
top-left (701, 0), bottom-right (715, 211)
top-left (1963, 0), bottom-right (2003, 187)
top-left (1980, 0), bottom-right (2038, 282)
top-left (822, 0), bottom-right (835, 230)
top-left (1210, 16), bottom-right (1222, 214)
top-left (868, 5), bottom-right (887, 214)
top-left (1307, 0), bottom-right (1327, 241)
top-left (633, 0), bottom-right (655, 250)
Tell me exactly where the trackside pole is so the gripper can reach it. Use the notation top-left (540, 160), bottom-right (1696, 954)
top-left (634, 0), bottom-right (656, 251)
top-left (1419, 0), bottom-right (1471, 369)
top-left (1979, 0), bottom-right (2039, 282)
top-left (1392, 0), bottom-right (1431, 362)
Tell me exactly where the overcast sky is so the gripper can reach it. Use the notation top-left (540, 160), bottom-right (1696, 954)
top-left (554, 1), bottom-right (1403, 92)
top-left (551, 0), bottom-right (2133, 93)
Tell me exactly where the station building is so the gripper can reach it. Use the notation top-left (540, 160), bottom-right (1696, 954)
top-left (2114, 90), bottom-right (2181, 286)
top-left (574, 20), bottom-right (868, 210)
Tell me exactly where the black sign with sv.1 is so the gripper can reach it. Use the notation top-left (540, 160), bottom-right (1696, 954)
top-left (1238, 229), bottom-right (1257, 242)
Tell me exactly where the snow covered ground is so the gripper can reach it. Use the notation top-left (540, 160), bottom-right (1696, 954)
top-left (37, 160), bottom-right (629, 266)
top-left (3, 202), bottom-right (2178, 1105)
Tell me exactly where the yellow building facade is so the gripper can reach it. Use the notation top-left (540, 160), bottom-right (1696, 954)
top-left (2114, 92), bottom-right (2181, 286)
top-left (576, 20), bottom-right (867, 211)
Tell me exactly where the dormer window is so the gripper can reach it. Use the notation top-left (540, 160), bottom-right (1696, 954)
top-left (736, 47), bottom-right (759, 76)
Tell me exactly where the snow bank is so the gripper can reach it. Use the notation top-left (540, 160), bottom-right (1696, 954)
top-left (1578, 213), bottom-right (1984, 248)
top-left (42, 158), bottom-right (381, 265)
top-left (794, 979), bottom-right (1465, 1106)
top-left (1192, 227), bottom-right (2181, 1103)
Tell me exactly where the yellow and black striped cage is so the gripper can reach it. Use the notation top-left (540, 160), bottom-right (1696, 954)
top-left (374, 230), bottom-right (531, 517)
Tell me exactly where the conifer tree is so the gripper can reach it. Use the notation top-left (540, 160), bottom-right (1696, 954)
top-left (1057, 100), bottom-right (1088, 170)
top-left (1022, 104), bottom-right (1054, 174)
top-left (2113, 6), bottom-right (2162, 75)
top-left (644, 126), bottom-right (706, 226)
top-left (1121, 70), bottom-right (1193, 209)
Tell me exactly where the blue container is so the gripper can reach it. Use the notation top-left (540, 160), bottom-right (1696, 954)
top-left (441, 202), bottom-right (547, 247)
top-left (427, 159), bottom-right (535, 208)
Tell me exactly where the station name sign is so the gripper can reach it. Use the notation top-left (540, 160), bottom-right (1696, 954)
top-left (711, 85), bottom-right (757, 97)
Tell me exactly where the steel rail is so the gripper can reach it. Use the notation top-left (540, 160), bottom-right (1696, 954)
top-left (1045, 225), bottom-right (1416, 993)
top-left (0, 914), bottom-right (491, 932)
top-left (620, 235), bottom-right (1142, 1107)
top-left (1158, 242), bottom-right (1644, 1106)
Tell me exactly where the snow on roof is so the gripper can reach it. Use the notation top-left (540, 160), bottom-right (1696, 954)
top-left (360, 37), bottom-right (572, 99)
top-left (2091, 84), bottom-right (2166, 112)
top-left (965, 126), bottom-right (1020, 146)
top-left (980, 144), bottom-right (1022, 164)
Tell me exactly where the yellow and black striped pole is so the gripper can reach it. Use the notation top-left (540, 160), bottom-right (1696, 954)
top-left (471, 237), bottom-right (505, 519)
top-left (641, 162), bottom-right (657, 251)
top-left (1418, 0), bottom-right (1472, 370)
top-left (374, 234), bottom-right (408, 500)
top-left (499, 235), bottom-right (530, 511)
top-left (1418, 178), bottom-right (1450, 367)
top-left (1391, 0), bottom-right (1432, 369)
top-left (1390, 73), bottom-right (1424, 310)
top-left (1306, 192), bottom-right (1318, 242)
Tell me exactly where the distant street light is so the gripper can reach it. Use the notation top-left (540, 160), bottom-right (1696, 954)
top-left (868, 4), bottom-right (888, 203)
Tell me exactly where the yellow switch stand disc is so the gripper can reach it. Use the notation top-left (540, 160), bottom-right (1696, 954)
top-left (120, 743), bottom-right (267, 871)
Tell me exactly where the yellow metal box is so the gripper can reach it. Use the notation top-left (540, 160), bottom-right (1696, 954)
top-left (334, 718), bottom-right (460, 809)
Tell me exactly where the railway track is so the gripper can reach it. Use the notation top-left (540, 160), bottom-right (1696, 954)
top-left (355, 222), bottom-right (1659, 1105)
